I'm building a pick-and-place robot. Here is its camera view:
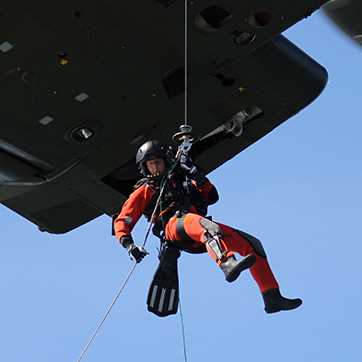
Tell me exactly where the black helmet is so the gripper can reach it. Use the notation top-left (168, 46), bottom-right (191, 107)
top-left (136, 140), bottom-right (173, 176)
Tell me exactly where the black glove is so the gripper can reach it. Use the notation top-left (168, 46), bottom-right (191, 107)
top-left (179, 154), bottom-right (208, 185)
top-left (128, 244), bottom-right (149, 263)
top-left (120, 235), bottom-right (149, 263)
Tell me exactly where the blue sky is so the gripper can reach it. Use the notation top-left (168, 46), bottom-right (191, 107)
top-left (1, 10), bottom-right (362, 362)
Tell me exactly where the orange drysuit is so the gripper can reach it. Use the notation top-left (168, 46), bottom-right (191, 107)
top-left (114, 175), bottom-right (279, 293)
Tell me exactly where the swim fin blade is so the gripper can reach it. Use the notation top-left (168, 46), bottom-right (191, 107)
top-left (147, 244), bottom-right (180, 317)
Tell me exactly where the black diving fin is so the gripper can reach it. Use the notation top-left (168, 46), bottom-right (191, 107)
top-left (147, 244), bottom-right (180, 317)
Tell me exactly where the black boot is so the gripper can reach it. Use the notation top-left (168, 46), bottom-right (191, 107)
top-left (262, 288), bottom-right (302, 313)
top-left (220, 254), bottom-right (256, 283)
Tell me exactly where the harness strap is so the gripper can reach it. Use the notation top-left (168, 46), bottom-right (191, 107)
top-left (176, 214), bottom-right (195, 243)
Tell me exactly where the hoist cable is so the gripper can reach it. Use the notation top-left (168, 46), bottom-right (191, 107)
top-left (184, 0), bottom-right (188, 126)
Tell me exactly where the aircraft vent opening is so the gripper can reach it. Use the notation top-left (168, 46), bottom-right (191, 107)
top-left (249, 10), bottom-right (273, 27)
top-left (70, 126), bottom-right (95, 142)
top-left (195, 6), bottom-right (233, 32)
top-left (162, 67), bottom-right (185, 99)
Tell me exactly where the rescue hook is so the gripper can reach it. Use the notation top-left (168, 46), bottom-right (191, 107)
top-left (172, 124), bottom-right (195, 157)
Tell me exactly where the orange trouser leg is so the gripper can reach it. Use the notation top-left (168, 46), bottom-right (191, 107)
top-left (217, 222), bottom-right (279, 292)
top-left (165, 213), bottom-right (279, 293)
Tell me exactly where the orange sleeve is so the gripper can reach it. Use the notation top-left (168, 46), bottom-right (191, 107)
top-left (114, 184), bottom-right (155, 240)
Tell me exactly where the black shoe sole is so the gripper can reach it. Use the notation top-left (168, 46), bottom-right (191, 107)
top-left (225, 254), bottom-right (256, 283)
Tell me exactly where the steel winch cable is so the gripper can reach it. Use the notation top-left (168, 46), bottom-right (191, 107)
top-left (184, 0), bottom-right (188, 126)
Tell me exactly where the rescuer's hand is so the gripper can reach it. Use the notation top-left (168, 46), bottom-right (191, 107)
top-left (128, 245), bottom-right (149, 263)
top-left (119, 235), bottom-right (149, 263)
top-left (179, 155), bottom-right (208, 185)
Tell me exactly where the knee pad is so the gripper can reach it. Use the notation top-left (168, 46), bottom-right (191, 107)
top-left (235, 229), bottom-right (267, 258)
top-left (199, 218), bottom-right (226, 261)
top-left (199, 217), bottom-right (223, 238)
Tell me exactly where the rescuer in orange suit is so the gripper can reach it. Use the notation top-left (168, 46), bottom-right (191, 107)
top-left (114, 140), bottom-right (302, 313)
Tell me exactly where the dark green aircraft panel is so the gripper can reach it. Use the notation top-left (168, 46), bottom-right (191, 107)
top-left (0, 1), bottom-right (328, 233)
